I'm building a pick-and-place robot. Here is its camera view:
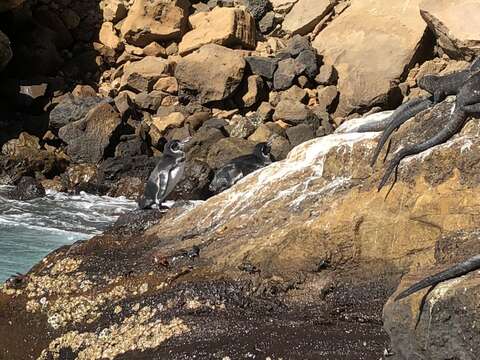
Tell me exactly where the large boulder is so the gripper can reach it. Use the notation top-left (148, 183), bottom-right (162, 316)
top-left (282, 0), bottom-right (334, 35)
top-left (178, 7), bottom-right (256, 56)
top-left (384, 230), bottom-right (480, 359)
top-left (312, 0), bottom-right (426, 116)
top-left (58, 103), bottom-right (123, 163)
top-left (0, 30), bottom-right (12, 71)
top-left (120, 56), bottom-right (172, 92)
top-left (420, 0), bottom-right (480, 60)
top-left (120, 0), bottom-right (190, 47)
top-left (49, 95), bottom-right (108, 129)
top-left (175, 44), bottom-right (246, 104)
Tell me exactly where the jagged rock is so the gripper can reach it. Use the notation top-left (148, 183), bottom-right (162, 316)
top-left (120, 0), bottom-right (190, 47)
top-left (0, 30), bottom-right (12, 71)
top-left (99, 22), bottom-right (122, 50)
top-left (58, 103), bottom-right (123, 163)
top-left (273, 58), bottom-right (296, 90)
top-left (168, 159), bottom-right (213, 200)
top-left (187, 126), bottom-right (226, 161)
top-left (420, 0), bottom-right (480, 60)
top-left (238, 75), bottom-right (266, 108)
top-left (282, 34), bottom-right (312, 57)
top-left (273, 99), bottom-right (315, 125)
top-left (8, 176), bottom-right (46, 200)
top-left (98, 155), bottom-right (158, 198)
top-left (315, 63), bottom-right (338, 86)
top-left (178, 7), bottom-right (256, 55)
top-left (245, 56), bottom-right (279, 80)
top-left (317, 85), bottom-right (338, 112)
top-left (226, 116), bottom-right (256, 138)
top-left (282, 0), bottom-right (334, 35)
top-left (102, 0), bottom-right (128, 23)
top-left (72, 85), bottom-right (97, 98)
top-left (279, 85), bottom-right (308, 103)
top-left (115, 137), bottom-right (148, 158)
top-left (1, 132), bottom-right (40, 158)
top-left (150, 112), bottom-right (186, 144)
top-left (154, 77), bottom-right (178, 94)
top-left (114, 91), bottom-right (135, 115)
top-left (245, 0), bottom-right (269, 21)
top-left (270, 0), bottom-right (297, 13)
top-left (295, 49), bottom-right (318, 79)
top-left (120, 56), bottom-right (172, 92)
top-left (206, 137), bottom-right (257, 169)
top-left (49, 95), bottom-right (108, 129)
top-left (256, 101), bottom-right (274, 122)
top-left (313, 0), bottom-right (426, 116)
top-left (63, 164), bottom-right (99, 193)
top-left (258, 11), bottom-right (275, 34)
top-left (134, 91), bottom-right (165, 111)
top-left (142, 42), bottom-right (166, 57)
top-left (175, 44), bottom-right (246, 104)
top-left (286, 123), bottom-right (315, 147)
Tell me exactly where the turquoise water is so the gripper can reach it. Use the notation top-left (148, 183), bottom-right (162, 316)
top-left (0, 187), bottom-right (136, 282)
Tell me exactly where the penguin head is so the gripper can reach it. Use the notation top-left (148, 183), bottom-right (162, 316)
top-left (254, 142), bottom-right (272, 163)
top-left (164, 137), bottom-right (191, 157)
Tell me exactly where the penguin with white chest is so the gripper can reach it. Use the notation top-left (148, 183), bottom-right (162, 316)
top-left (138, 138), bottom-right (190, 209)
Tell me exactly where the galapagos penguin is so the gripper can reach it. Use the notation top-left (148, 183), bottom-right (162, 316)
top-left (209, 142), bottom-right (273, 194)
top-left (138, 138), bottom-right (190, 209)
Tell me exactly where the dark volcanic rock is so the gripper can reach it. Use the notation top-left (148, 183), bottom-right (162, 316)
top-left (8, 176), bottom-right (46, 200)
top-left (49, 95), bottom-right (108, 129)
top-left (245, 56), bottom-right (278, 80)
top-left (284, 34), bottom-right (312, 57)
top-left (0, 30), bottom-right (12, 71)
top-left (295, 49), bottom-right (318, 79)
top-left (273, 58), bottom-right (296, 90)
top-left (169, 159), bottom-right (213, 201)
top-left (286, 123), bottom-right (315, 147)
top-left (258, 11), bottom-right (275, 34)
top-left (245, 0), bottom-right (269, 21)
top-left (58, 102), bottom-right (123, 164)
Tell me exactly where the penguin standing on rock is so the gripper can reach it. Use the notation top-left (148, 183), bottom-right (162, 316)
top-left (138, 138), bottom-right (191, 209)
top-left (209, 141), bottom-right (274, 194)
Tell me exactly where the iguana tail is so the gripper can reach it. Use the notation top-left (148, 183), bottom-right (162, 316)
top-left (395, 255), bottom-right (480, 301)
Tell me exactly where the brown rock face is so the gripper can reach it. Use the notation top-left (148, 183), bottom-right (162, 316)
top-left (120, 56), bottom-right (172, 92)
top-left (420, 0), bottom-right (480, 60)
top-left (175, 44), bottom-right (246, 104)
top-left (0, 30), bottom-right (12, 71)
top-left (282, 0), bottom-right (334, 35)
top-left (58, 103), bottom-right (123, 163)
top-left (178, 7), bottom-right (256, 56)
top-left (312, 0), bottom-right (426, 116)
top-left (121, 0), bottom-right (190, 47)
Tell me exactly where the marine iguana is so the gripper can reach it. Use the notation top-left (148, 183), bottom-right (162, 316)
top-left (370, 97), bottom-right (433, 167)
top-left (371, 57), bottom-right (480, 169)
top-left (378, 69), bottom-right (480, 190)
top-left (395, 254), bottom-right (480, 301)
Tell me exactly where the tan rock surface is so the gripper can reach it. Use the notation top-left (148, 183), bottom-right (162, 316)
top-left (178, 7), bottom-right (256, 56)
top-left (313, 0), bottom-right (426, 116)
top-left (121, 0), bottom-right (190, 47)
top-left (175, 44), bottom-right (246, 104)
top-left (282, 0), bottom-right (334, 35)
top-left (120, 56), bottom-right (171, 92)
top-left (420, 0), bottom-right (480, 60)
top-left (99, 22), bottom-right (121, 50)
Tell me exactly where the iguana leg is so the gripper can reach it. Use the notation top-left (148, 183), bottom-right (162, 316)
top-left (378, 109), bottom-right (467, 190)
top-left (462, 103), bottom-right (480, 113)
top-left (370, 97), bottom-right (432, 167)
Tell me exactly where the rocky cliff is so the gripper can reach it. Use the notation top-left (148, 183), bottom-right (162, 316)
top-left (1, 0), bottom-right (480, 358)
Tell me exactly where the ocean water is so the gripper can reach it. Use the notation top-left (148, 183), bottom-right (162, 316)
top-left (0, 186), bottom-right (137, 282)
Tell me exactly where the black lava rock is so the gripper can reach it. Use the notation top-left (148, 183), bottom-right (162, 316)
top-left (245, 56), bottom-right (279, 80)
